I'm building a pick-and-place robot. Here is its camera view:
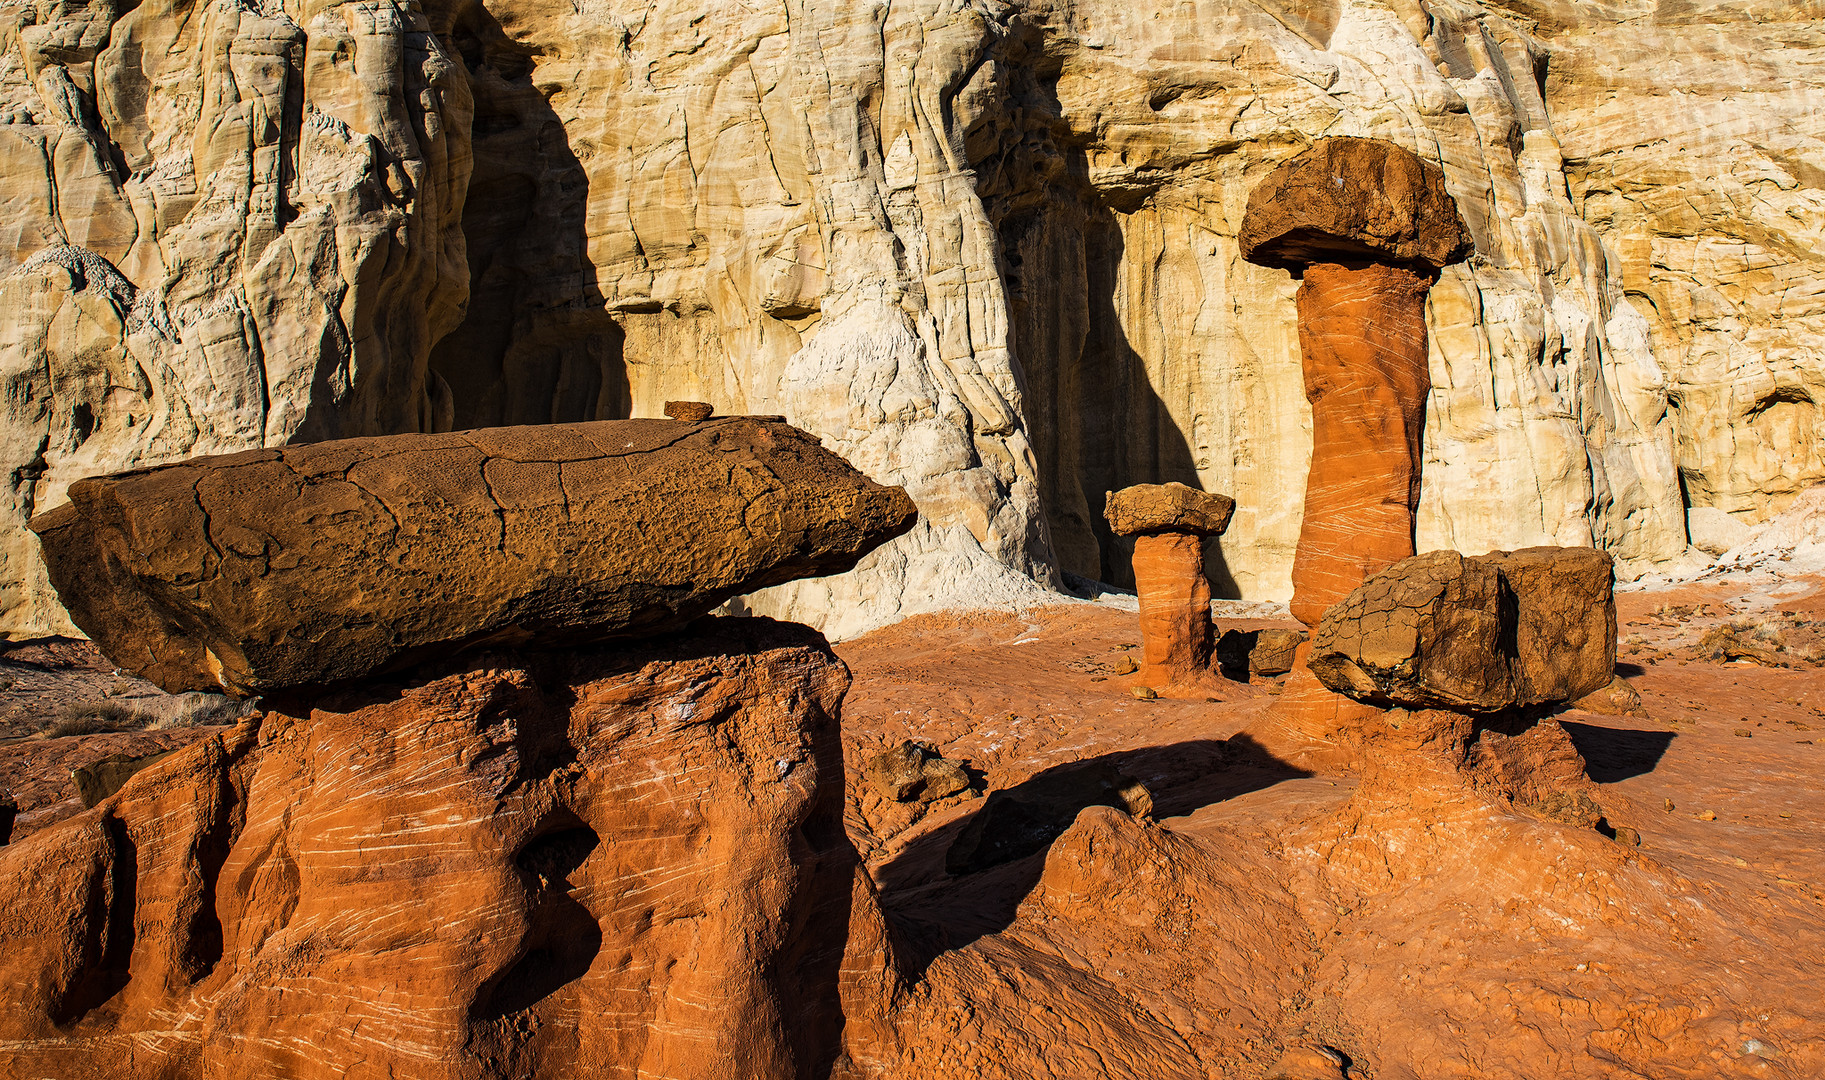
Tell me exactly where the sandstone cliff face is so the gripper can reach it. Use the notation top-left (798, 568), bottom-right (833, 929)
top-left (3, 0), bottom-right (1820, 637)
top-left (0, 0), bottom-right (474, 636)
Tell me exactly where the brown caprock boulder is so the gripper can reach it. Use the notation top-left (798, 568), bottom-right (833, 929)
top-left (29, 417), bottom-right (917, 695)
top-left (1307, 547), bottom-right (1616, 713)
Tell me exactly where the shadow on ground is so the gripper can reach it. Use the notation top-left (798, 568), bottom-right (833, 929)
top-left (1560, 721), bottom-right (1676, 783)
top-left (874, 734), bottom-right (1308, 975)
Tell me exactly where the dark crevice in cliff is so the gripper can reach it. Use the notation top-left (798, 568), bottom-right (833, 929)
top-left (430, 0), bottom-right (626, 431)
top-left (976, 27), bottom-right (1209, 591)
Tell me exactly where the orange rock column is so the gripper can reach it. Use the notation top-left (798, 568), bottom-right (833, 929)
top-left (1132, 531), bottom-right (1213, 679)
top-left (1288, 261), bottom-right (1433, 626)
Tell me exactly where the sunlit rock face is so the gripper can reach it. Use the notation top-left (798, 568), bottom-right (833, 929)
top-left (3, 0), bottom-right (1820, 637)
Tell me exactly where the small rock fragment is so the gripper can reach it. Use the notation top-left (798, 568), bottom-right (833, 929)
top-left (1700, 810), bottom-right (1718, 821)
top-left (1613, 826), bottom-right (1641, 847)
top-left (1131, 685), bottom-right (1158, 700)
top-left (1734, 728), bottom-right (1754, 738)
top-left (1216, 627), bottom-right (1309, 677)
top-left (663, 400), bottom-right (715, 422)
top-left (866, 740), bottom-right (973, 804)
top-left (1664, 798), bottom-right (1676, 812)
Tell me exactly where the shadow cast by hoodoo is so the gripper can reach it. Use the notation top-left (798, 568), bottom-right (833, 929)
top-left (1558, 721), bottom-right (1675, 784)
top-left (876, 735), bottom-right (1309, 977)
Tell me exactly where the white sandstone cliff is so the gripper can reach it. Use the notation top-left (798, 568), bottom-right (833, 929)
top-left (0, 0), bottom-right (1819, 638)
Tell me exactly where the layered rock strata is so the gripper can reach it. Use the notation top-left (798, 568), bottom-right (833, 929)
top-left (1308, 547), bottom-right (1616, 713)
top-left (1104, 483), bottom-right (1234, 685)
top-left (1240, 138), bottom-right (1474, 626)
top-left (30, 417), bottom-right (916, 695)
top-left (0, 619), bottom-right (877, 1080)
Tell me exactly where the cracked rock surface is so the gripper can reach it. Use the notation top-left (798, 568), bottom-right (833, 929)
top-left (1309, 546), bottom-right (1617, 713)
top-left (28, 417), bottom-right (916, 695)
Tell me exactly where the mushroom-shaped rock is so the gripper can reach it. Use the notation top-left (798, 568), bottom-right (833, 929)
top-left (1104, 483), bottom-right (1235, 686)
top-left (29, 417), bottom-right (918, 695)
top-left (1240, 137), bottom-right (1473, 628)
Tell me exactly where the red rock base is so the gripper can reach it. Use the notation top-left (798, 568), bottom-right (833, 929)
top-left (1288, 261), bottom-right (1432, 627)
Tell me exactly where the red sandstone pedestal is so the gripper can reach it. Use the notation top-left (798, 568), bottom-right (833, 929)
top-left (1289, 262), bottom-right (1433, 626)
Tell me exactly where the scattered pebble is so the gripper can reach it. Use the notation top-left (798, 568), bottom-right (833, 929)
top-left (1130, 686), bottom-right (1157, 701)
top-left (1664, 798), bottom-right (1676, 812)
top-left (1700, 810), bottom-right (1718, 821)
top-left (1734, 728), bottom-right (1754, 738)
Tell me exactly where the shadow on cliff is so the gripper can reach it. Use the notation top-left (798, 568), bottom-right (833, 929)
top-left (873, 734), bottom-right (1308, 977)
top-left (431, 0), bottom-right (628, 429)
top-left (988, 59), bottom-right (1239, 596)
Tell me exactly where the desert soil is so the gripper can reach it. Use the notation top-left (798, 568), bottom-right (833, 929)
top-left (1, 576), bottom-right (1819, 1076)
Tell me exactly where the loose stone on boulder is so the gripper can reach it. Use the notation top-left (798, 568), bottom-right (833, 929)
top-left (30, 417), bottom-right (918, 696)
top-left (1308, 547), bottom-right (1616, 713)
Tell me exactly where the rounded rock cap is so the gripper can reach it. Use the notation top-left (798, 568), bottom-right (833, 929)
top-left (1239, 137), bottom-right (1474, 274)
top-left (1104, 483), bottom-right (1236, 537)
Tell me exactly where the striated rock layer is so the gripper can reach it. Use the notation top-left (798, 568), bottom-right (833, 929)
top-left (29, 416), bottom-right (915, 695)
top-left (1286, 261), bottom-right (1437, 625)
top-left (0, 618), bottom-right (879, 1080)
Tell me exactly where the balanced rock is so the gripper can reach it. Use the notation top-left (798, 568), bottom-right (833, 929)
top-left (1308, 547), bottom-right (1616, 713)
top-left (1241, 138), bottom-right (1474, 628)
top-left (1103, 483), bottom-right (1236, 537)
top-left (29, 418), bottom-right (916, 696)
top-left (0, 619), bottom-right (870, 1078)
top-left (1104, 483), bottom-right (1235, 686)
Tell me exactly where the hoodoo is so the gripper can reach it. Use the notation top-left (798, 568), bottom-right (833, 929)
top-left (1103, 482), bottom-right (1236, 688)
top-left (1239, 137), bottom-right (1474, 627)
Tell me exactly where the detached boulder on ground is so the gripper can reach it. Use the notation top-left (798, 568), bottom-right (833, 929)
top-left (867, 740), bottom-right (974, 804)
top-left (30, 418), bottom-right (917, 696)
top-left (1308, 547), bottom-right (1615, 713)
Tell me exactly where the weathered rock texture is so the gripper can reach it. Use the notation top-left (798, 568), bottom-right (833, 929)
top-left (1309, 546), bottom-right (1616, 712)
top-left (1106, 482), bottom-right (1235, 685)
top-left (1102, 482), bottom-right (1235, 538)
top-left (30, 417), bottom-right (916, 695)
top-left (0, 618), bottom-right (874, 1079)
top-left (1239, 137), bottom-right (1475, 273)
top-left (3, 0), bottom-right (1820, 637)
